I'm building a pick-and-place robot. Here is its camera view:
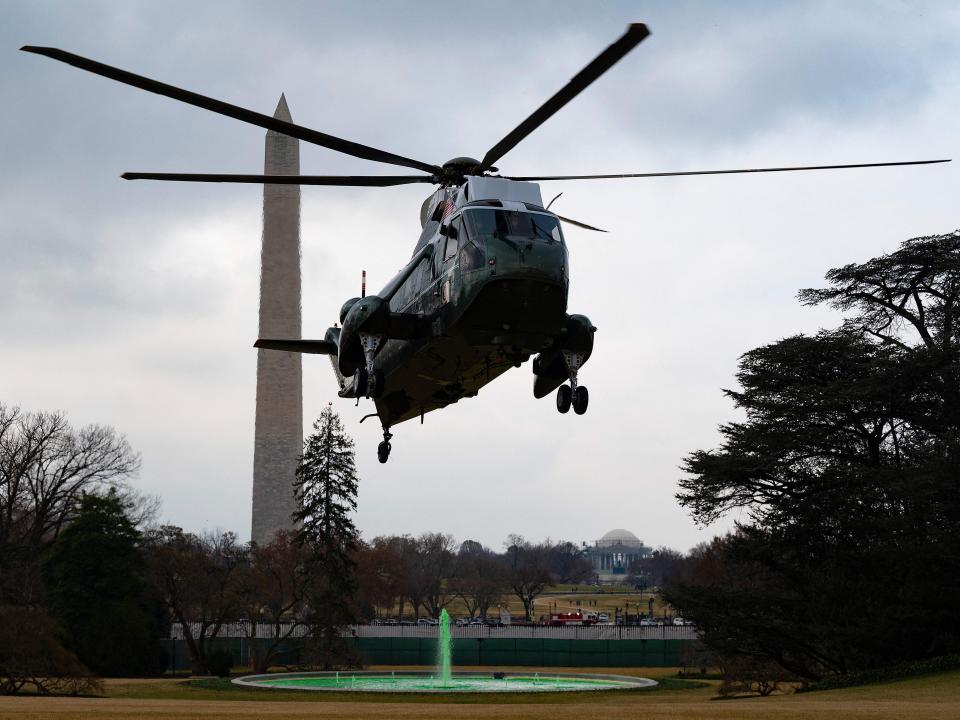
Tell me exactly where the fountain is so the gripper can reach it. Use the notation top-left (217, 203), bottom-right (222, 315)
top-left (437, 608), bottom-right (453, 686)
top-left (233, 610), bottom-right (656, 693)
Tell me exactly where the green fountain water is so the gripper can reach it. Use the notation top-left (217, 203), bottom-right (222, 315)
top-left (437, 608), bottom-right (453, 685)
top-left (240, 672), bottom-right (652, 692)
top-left (234, 609), bottom-right (657, 693)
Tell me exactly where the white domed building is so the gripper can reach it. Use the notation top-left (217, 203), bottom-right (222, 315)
top-left (583, 529), bottom-right (651, 582)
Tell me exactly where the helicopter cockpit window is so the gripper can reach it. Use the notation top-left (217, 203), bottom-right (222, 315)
top-left (530, 213), bottom-right (564, 244)
top-left (464, 209), bottom-right (563, 245)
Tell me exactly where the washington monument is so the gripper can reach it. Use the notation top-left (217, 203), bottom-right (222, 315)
top-left (251, 95), bottom-right (302, 545)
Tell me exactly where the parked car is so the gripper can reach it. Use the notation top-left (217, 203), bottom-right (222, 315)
top-left (597, 613), bottom-right (609, 623)
top-left (673, 617), bottom-right (687, 626)
top-left (639, 618), bottom-right (659, 627)
top-left (383, 618), bottom-right (398, 626)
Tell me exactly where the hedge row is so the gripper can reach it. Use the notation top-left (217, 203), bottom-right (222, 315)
top-left (801, 654), bottom-right (960, 693)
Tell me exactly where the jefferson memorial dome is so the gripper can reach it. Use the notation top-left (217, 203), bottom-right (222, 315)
top-left (597, 528), bottom-right (645, 549)
top-left (583, 529), bottom-right (651, 582)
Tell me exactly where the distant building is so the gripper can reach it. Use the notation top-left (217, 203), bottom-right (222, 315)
top-left (582, 529), bottom-right (651, 583)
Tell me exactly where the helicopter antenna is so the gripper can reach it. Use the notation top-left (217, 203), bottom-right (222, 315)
top-left (546, 192), bottom-right (563, 210)
top-left (362, 270), bottom-right (366, 298)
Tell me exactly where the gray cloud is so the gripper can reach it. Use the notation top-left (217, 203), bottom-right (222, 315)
top-left (1, 0), bottom-right (957, 550)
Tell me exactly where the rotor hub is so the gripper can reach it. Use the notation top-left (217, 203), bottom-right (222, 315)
top-left (440, 157), bottom-right (494, 185)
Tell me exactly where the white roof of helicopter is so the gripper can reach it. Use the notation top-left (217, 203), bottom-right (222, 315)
top-left (420, 176), bottom-right (546, 228)
top-left (460, 175), bottom-right (544, 207)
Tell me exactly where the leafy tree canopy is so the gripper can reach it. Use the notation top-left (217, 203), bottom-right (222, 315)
top-left (668, 230), bottom-right (960, 680)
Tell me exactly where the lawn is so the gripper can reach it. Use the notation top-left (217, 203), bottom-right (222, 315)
top-left (1, 667), bottom-right (957, 719)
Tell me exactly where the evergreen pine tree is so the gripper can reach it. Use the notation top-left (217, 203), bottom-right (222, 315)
top-left (42, 491), bottom-right (163, 676)
top-left (293, 405), bottom-right (360, 667)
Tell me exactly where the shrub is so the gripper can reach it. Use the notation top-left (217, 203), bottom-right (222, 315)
top-left (716, 654), bottom-right (801, 698)
top-left (0, 605), bottom-right (103, 696)
top-left (800, 654), bottom-right (960, 693)
top-left (205, 651), bottom-right (233, 678)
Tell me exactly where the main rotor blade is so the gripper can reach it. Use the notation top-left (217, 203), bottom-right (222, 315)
top-left (122, 172), bottom-right (436, 186)
top-left (480, 23), bottom-right (650, 172)
top-left (21, 46), bottom-right (441, 175)
top-left (506, 158), bottom-right (952, 181)
top-left (556, 214), bottom-right (607, 232)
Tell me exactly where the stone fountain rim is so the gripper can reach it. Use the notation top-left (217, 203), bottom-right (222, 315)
top-left (232, 670), bottom-right (658, 693)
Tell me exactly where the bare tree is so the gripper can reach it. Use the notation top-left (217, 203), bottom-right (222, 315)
top-left (451, 541), bottom-right (506, 619)
top-left (505, 535), bottom-right (552, 622)
top-left (0, 605), bottom-right (102, 696)
top-left (235, 530), bottom-right (310, 673)
top-left (629, 546), bottom-right (685, 589)
top-left (414, 533), bottom-right (457, 619)
top-left (145, 526), bottom-right (245, 674)
top-left (394, 535), bottom-right (423, 619)
top-left (546, 540), bottom-right (592, 584)
top-left (0, 404), bottom-right (139, 692)
top-left (355, 536), bottom-right (405, 619)
top-left (113, 485), bottom-right (162, 530)
top-left (0, 404), bottom-right (139, 565)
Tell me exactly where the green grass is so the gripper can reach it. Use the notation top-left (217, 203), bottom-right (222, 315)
top-left (158, 674), bottom-right (706, 705)
top-left (373, 585), bottom-right (671, 621)
top-left (4, 669), bottom-right (960, 720)
top-left (96, 668), bottom-right (706, 707)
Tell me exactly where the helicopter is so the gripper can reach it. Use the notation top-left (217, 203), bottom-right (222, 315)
top-left (22, 23), bottom-right (949, 463)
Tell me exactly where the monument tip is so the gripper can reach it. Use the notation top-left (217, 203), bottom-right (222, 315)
top-left (273, 93), bottom-right (292, 123)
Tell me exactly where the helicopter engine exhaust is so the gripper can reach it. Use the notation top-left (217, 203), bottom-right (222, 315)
top-left (339, 295), bottom-right (390, 377)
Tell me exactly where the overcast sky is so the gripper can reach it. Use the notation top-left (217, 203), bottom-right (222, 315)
top-left (2, 1), bottom-right (957, 552)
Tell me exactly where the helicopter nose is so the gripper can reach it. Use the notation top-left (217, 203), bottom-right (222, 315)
top-left (486, 236), bottom-right (566, 285)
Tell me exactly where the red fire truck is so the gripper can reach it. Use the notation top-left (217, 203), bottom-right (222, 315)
top-left (546, 611), bottom-right (597, 626)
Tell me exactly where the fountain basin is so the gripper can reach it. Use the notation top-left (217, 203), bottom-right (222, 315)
top-left (233, 670), bottom-right (657, 693)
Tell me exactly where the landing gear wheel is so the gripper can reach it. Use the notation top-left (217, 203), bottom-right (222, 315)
top-left (355, 369), bottom-right (369, 398)
top-left (378, 426), bottom-right (393, 464)
top-left (573, 385), bottom-right (589, 415)
top-left (556, 385), bottom-right (572, 413)
top-left (368, 369), bottom-right (386, 399)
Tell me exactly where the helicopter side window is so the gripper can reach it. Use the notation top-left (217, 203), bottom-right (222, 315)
top-left (458, 211), bottom-right (485, 271)
top-left (444, 216), bottom-right (462, 264)
top-left (392, 263), bottom-right (418, 310)
top-left (412, 261), bottom-right (431, 308)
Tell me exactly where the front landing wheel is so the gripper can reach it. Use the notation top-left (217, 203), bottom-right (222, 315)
top-left (377, 441), bottom-right (391, 464)
top-left (573, 386), bottom-right (589, 415)
top-left (557, 385), bottom-right (572, 413)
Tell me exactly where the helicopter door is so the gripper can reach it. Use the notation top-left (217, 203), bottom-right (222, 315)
top-left (440, 215), bottom-right (462, 303)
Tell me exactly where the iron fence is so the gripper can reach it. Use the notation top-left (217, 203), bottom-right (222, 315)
top-left (169, 621), bottom-right (697, 641)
